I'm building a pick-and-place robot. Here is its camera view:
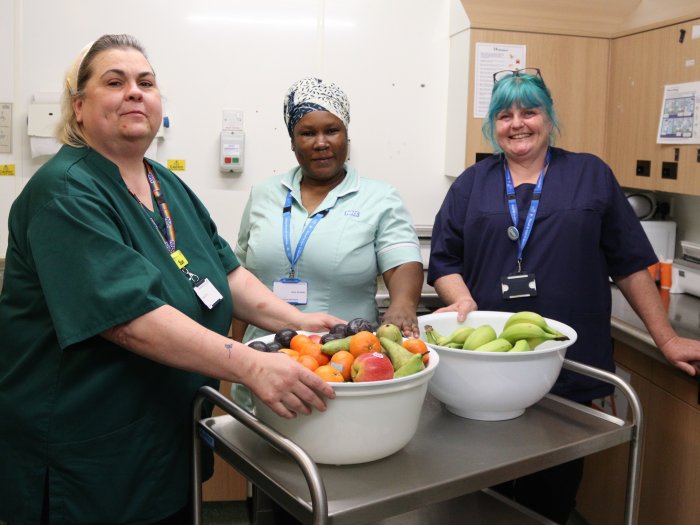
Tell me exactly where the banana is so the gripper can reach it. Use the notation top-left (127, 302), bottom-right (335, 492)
top-left (441, 326), bottom-right (475, 346)
top-left (503, 311), bottom-right (567, 339)
top-left (503, 311), bottom-right (548, 330)
top-left (474, 338), bottom-right (512, 352)
top-left (509, 339), bottom-right (531, 352)
top-left (526, 337), bottom-right (546, 350)
top-left (498, 322), bottom-right (563, 346)
top-left (423, 325), bottom-right (443, 346)
top-left (462, 325), bottom-right (497, 350)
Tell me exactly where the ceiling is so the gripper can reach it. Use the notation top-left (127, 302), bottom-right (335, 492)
top-left (461, 0), bottom-right (700, 38)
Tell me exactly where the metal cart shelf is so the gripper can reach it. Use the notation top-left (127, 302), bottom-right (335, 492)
top-left (192, 359), bottom-right (643, 525)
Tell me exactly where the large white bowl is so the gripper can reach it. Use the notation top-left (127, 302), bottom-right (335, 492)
top-left (250, 334), bottom-right (439, 465)
top-left (418, 311), bottom-right (577, 421)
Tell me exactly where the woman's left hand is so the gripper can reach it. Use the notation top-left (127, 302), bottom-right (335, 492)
top-left (659, 336), bottom-right (700, 376)
top-left (382, 305), bottom-right (420, 338)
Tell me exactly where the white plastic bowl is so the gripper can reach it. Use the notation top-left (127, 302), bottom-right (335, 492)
top-left (418, 311), bottom-right (577, 421)
top-left (250, 334), bottom-right (439, 465)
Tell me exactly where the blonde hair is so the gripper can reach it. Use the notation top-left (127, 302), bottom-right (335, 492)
top-left (56, 34), bottom-right (150, 147)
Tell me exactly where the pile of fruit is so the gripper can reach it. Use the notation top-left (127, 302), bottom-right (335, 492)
top-left (248, 318), bottom-right (429, 383)
top-left (424, 311), bottom-right (568, 353)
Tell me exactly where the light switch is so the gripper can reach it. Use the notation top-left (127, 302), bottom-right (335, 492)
top-left (0, 103), bottom-right (12, 153)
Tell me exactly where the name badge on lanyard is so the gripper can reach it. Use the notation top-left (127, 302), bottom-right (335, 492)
top-left (273, 278), bottom-right (308, 305)
top-left (500, 150), bottom-right (549, 300)
top-left (137, 161), bottom-right (223, 310)
top-left (277, 189), bottom-right (330, 304)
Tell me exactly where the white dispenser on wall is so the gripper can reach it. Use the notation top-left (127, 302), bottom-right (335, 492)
top-left (220, 109), bottom-right (244, 173)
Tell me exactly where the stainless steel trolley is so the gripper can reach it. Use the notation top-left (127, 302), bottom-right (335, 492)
top-left (192, 359), bottom-right (643, 525)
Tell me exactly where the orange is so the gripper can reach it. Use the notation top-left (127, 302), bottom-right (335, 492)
top-left (348, 331), bottom-right (382, 358)
top-left (402, 338), bottom-right (430, 365)
top-left (299, 342), bottom-right (330, 366)
top-left (278, 348), bottom-right (300, 360)
top-left (315, 364), bottom-right (344, 382)
top-left (290, 334), bottom-right (313, 352)
top-left (329, 350), bottom-right (355, 381)
top-left (298, 354), bottom-right (320, 371)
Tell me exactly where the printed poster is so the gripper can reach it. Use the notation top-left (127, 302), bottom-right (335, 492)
top-left (473, 43), bottom-right (526, 118)
top-left (657, 81), bottom-right (700, 144)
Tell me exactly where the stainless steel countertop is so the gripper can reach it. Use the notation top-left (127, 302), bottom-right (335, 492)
top-left (610, 285), bottom-right (700, 367)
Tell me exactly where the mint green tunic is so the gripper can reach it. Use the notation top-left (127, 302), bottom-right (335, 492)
top-left (235, 164), bottom-right (422, 342)
top-left (0, 146), bottom-right (238, 524)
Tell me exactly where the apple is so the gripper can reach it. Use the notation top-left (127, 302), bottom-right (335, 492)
top-left (351, 352), bottom-right (394, 382)
top-left (308, 334), bottom-right (322, 344)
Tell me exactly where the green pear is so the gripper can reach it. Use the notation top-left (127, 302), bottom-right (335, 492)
top-left (380, 337), bottom-right (415, 371)
top-left (376, 323), bottom-right (403, 344)
top-left (393, 353), bottom-right (425, 378)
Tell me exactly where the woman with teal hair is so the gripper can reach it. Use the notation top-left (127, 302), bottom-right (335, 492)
top-left (428, 68), bottom-right (700, 523)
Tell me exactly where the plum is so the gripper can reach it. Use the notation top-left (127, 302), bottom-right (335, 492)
top-left (266, 341), bottom-right (283, 352)
top-left (329, 323), bottom-right (347, 335)
top-left (274, 328), bottom-right (298, 348)
top-left (320, 332), bottom-right (345, 345)
top-left (248, 340), bottom-right (271, 352)
top-left (345, 318), bottom-right (373, 336)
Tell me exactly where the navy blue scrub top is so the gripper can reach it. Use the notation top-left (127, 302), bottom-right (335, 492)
top-left (428, 147), bottom-right (657, 401)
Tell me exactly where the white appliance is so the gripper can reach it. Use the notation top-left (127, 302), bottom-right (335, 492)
top-left (640, 220), bottom-right (676, 262)
top-left (670, 241), bottom-right (700, 298)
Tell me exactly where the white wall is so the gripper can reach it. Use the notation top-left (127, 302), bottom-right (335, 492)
top-left (0, 0), bottom-right (457, 255)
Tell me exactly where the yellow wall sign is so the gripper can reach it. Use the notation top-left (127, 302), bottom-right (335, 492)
top-left (167, 159), bottom-right (186, 172)
top-left (0, 164), bottom-right (16, 176)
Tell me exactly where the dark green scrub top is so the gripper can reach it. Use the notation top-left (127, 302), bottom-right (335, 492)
top-left (0, 146), bottom-right (239, 524)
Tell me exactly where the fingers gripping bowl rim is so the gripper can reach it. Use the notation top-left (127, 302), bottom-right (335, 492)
top-left (418, 311), bottom-right (577, 421)
top-left (247, 332), bottom-right (440, 465)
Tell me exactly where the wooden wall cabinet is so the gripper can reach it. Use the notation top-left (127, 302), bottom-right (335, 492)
top-left (465, 29), bottom-right (610, 167)
top-left (605, 18), bottom-right (700, 195)
top-left (577, 341), bottom-right (700, 524)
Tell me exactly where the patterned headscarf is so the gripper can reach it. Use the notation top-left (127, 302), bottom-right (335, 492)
top-left (284, 77), bottom-right (350, 137)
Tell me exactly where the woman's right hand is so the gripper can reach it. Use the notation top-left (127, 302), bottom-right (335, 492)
top-left (244, 350), bottom-right (336, 419)
top-left (434, 298), bottom-right (478, 323)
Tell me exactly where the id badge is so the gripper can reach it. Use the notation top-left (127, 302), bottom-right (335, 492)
top-left (501, 272), bottom-right (537, 299)
top-left (193, 277), bottom-right (224, 309)
top-left (273, 278), bottom-right (308, 305)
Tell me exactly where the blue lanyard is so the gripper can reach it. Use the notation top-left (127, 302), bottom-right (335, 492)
top-left (504, 150), bottom-right (550, 272)
top-left (282, 190), bottom-right (330, 278)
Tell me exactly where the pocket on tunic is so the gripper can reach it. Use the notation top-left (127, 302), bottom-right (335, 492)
top-left (48, 415), bottom-right (171, 524)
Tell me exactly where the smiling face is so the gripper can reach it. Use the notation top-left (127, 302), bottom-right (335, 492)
top-left (72, 48), bottom-right (162, 156)
top-left (291, 111), bottom-right (348, 187)
top-left (495, 104), bottom-right (552, 163)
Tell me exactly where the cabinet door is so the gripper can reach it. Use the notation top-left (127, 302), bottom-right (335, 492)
top-left (465, 30), bottom-right (609, 166)
top-left (606, 19), bottom-right (700, 195)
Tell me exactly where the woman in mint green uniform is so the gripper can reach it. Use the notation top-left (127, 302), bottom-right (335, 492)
top-left (0, 34), bottom-right (341, 525)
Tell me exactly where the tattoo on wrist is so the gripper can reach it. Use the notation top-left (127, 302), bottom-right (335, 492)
top-left (225, 343), bottom-right (233, 358)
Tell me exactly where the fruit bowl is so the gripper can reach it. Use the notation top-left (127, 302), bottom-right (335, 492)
top-left (250, 334), bottom-right (439, 465)
top-left (418, 311), bottom-right (577, 421)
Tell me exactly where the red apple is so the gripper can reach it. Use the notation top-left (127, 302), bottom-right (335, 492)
top-left (351, 352), bottom-right (394, 382)
top-left (308, 334), bottom-right (322, 344)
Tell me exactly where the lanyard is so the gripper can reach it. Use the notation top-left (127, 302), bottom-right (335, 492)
top-left (282, 190), bottom-right (330, 278)
top-left (132, 161), bottom-right (176, 254)
top-left (504, 149), bottom-right (550, 272)
top-left (130, 162), bottom-right (197, 281)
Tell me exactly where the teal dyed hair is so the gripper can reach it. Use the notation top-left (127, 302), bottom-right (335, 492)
top-left (481, 72), bottom-right (560, 152)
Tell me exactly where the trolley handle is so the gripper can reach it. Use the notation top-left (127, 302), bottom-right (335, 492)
top-left (192, 385), bottom-right (328, 525)
top-left (562, 358), bottom-right (643, 525)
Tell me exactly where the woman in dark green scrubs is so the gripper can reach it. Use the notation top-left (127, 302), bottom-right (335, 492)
top-left (0, 34), bottom-right (342, 525)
